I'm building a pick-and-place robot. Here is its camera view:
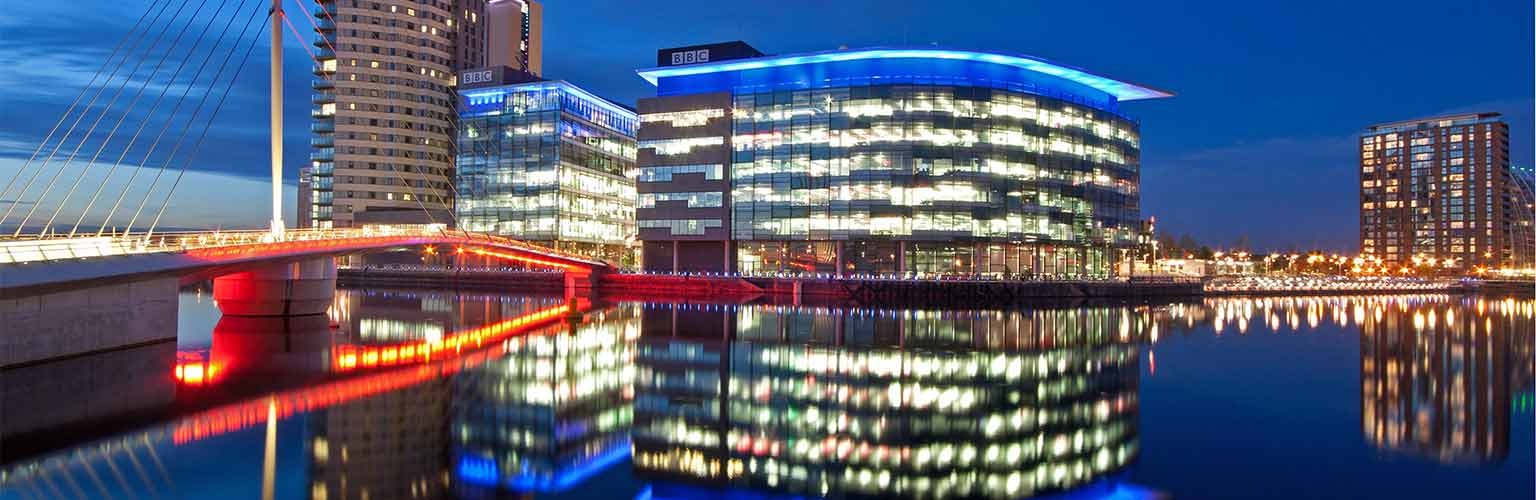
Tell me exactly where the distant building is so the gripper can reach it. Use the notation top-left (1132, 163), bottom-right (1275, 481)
top-left (455, 78), bottom-right (638, 263)
top-left (1359, 113), bottom-right (1534, 270)
top-left (633, 42), bottom-right (1172, 278)
top-left (296, 166), bottom-right (312, 228)
top-left (307, 0), bottom-right (542, 228)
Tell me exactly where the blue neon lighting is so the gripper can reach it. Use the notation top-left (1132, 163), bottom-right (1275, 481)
top-left (456, 455), bottom-right (499, 486)
top-left (452, 440), bottom-right (632, 493)
top-left (636, 47), bottom-right (1172, 101)
top-left (461, 80), bottom-right (638, 134)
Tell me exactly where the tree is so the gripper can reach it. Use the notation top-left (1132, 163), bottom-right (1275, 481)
top-left (1177, 234), bottom-right (1199, 257)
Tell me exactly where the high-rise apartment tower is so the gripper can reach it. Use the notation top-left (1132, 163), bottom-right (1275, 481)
top-left (1360, 113), bottom-right (1533, 271)
top-left (306, 0), bottom-right (541, 228)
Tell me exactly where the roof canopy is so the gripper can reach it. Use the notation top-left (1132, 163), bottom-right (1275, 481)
top-left (637, 47), bottom-right (1173, 101)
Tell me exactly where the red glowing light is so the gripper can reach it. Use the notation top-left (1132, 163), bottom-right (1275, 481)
top-left (466, 247), bottom-right (586, 272)
top-left (171, 302), bottom-right (583, 445)
top-left (330, 303), bottom-right (571, 373)
top-left (174, 351), bottom-right (222, 386)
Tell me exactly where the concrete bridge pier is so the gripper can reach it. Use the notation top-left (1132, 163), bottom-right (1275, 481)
top-left (213, 258), bottom-right (336, 317)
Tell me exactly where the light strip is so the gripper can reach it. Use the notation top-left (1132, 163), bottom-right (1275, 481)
top-left (462, 80), bottom-right (637, 120)
top-left (635, 47), bottom-right (1174, 101)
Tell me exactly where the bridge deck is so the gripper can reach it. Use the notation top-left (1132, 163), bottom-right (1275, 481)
top-left (0, 227), bottom-right (607, 296)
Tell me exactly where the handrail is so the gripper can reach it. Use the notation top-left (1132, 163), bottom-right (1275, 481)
top-left (0, 226), bottom-right (604, 266)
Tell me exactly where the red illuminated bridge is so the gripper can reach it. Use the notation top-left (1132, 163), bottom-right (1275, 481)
top-left (0, 226), bottom-right (609, 296)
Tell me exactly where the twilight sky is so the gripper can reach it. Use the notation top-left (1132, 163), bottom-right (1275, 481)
top-left (1, 0), bottom-right (1531, 250)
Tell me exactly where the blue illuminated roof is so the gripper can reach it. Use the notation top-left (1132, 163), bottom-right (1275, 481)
top-left (637, 47), bottom-right (1173, 101)
top-left (461, 80), bottom-right (639, 120)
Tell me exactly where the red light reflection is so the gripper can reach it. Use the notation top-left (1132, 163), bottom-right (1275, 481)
top-left (169, 301), bottom-right (584, 444)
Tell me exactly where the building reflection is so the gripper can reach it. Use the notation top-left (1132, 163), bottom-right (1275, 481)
top-left (631, 302), bottom-right (1142, 499)
top-left (451, 305), bottom-right (640, 496)
top-left (1360, 296), bottom-right (1535, 465)
top-left (309, 289), bottom-right (574, 500)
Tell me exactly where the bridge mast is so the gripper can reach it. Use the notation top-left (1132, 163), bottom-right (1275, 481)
top-left (269, 0), bottom-right (285, 237)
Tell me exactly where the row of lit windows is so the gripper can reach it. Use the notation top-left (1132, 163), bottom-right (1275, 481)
top-left (641, 136), bottom-right (725, 155)
top-left (637, 164), bottom-right (724, 182)
top-left (640, 192), bottom-right (724, 208)
top-left (642, 109), bottom-right (726, 127)
top-left (639, 218), bottom-right (723, 236)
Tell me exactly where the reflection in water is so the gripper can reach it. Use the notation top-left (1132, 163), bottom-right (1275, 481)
top-left (307, 290), bottom-right (600, 499)
top-left (0, 292), bottom-right (1532, 500)
top-left (452, 306), bottom-right (639, 495)
top-left (632, 303), bottom-right (1142, 499)
top-left (1360, 297), bottom-right (1530, 465)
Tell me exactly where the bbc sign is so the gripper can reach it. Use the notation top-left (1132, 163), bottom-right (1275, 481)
top-left (461, 69), bottom-right (494, 85)
top-left (670, 49), bottom-right (710, 65)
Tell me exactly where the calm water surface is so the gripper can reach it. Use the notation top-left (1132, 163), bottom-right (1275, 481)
top-left (1, 287), bottom-right (1531, 500)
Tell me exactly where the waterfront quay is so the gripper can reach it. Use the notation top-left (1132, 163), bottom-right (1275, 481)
top-left (334, 265), bottom-right (1516, 306)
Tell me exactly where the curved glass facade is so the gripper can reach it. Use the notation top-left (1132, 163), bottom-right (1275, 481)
top-left (730, 84), bottom-right (1141, 277)
top-left (636, 45), bottom-right (1168, 278)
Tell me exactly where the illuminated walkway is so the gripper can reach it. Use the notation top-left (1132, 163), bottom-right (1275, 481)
top-left (0, 227), bottom-right (606, 293)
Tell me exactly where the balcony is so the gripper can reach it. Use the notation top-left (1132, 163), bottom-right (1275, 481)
top-left (311, 122), bottom-right (334, 133)
top-left (310, 136), bottom-right (334, 148)
top-left (312, 79), bottom-right (333, 91)
top-left (313, 59), bottom-right (337, 75)
top-left (312, 92), bottom-right (335, 104)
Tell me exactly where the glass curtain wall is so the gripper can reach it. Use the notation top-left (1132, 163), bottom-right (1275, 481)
top-left (458, 84), bottom-right (639, 264)
top-left (729, 84), bottom-right (1140, 278)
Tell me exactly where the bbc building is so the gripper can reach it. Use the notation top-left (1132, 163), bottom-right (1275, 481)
top-left (634, 42), bottom-right (1171, 278)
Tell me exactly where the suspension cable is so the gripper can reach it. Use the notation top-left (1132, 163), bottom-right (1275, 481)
top-left (70, 0), bottom-right (258, 236)
top-left (0, 0), bottom-right (165, 223)
top-left (293, 0), bottom-right (339, 57)
top-left (43, 0), bottom-right (245, 236)
top-left (143, 17), bottom-right (271, 238)
top-left (279, 13), bottom-right (321, 67)
top-left (100, 2), bottom-right (267, 237)
top-left (2, 0), bottom-right (200, 234)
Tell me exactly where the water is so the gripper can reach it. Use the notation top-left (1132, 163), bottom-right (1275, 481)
top-left (1, 287), bottom-right (1531, 500)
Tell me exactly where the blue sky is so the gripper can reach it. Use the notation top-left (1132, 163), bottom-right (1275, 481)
top-left (1, 0), bottom-right (1531, 250)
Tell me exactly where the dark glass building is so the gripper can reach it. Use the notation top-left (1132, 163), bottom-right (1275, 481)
top-left (634, 44), bottom-right (1172, 278)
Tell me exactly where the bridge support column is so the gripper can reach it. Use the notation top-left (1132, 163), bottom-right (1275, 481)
top-left (213, 258), bottom-right (336, 317)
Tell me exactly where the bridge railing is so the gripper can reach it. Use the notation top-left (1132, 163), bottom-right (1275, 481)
top-left (0, 227), bottom-right (603, 266)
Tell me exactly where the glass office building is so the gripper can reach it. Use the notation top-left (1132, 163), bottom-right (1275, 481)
top-left (635, 44), bottom-right (1172, 278)
top-left (457, 80), bottom-right (639, 264)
